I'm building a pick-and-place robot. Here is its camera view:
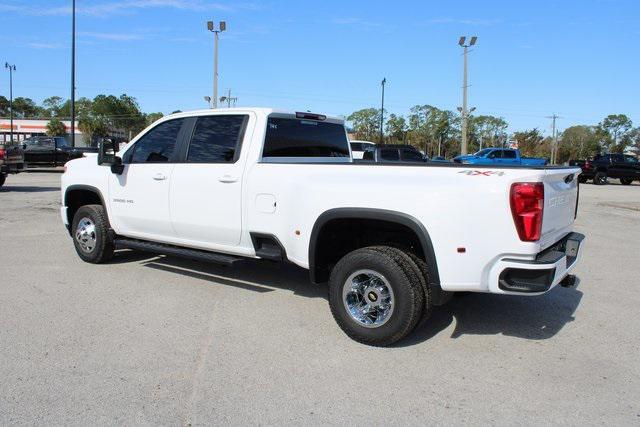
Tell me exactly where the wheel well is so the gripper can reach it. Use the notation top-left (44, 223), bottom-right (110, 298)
top-left (65, 187), bottom-right (103, 230)
top-left (309, 210), bottom-right (439, 285)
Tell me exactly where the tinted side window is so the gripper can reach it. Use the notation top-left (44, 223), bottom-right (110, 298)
top-left (380, 149), bottom-right (400, 161)
top-left (503, 150), bottom-right (517, 159)
top-left (130, 119), bottom-right (184, 163)
top-left (263, 117), bottom-right (349, 158)
top-left (488, 150), bottom-right (501, 158)
top-left (400, 149), bottom-right (423, 161)
top-left (40, 139), bottom-right (54, 149)
top-left (187, 115), bottom-right (246, 163)
top-left (350, 143), bottom-right (364, 151)
top-left (55, 137), bottom-right (70, 147)
top-left (624, 155), bottom-right (638, 163)
top-left (611, 154), bottom-right (624, 163)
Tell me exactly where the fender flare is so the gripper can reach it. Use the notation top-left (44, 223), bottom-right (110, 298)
top-left (308, 207), bottom-right (440, 285)
top-left (63, 184), bottom-right (108, 232)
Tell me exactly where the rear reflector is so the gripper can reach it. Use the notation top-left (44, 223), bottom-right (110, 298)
top-left (0, 148), bottom-right (5, 160)
top-left (510, 182), bottom-right (544, 242)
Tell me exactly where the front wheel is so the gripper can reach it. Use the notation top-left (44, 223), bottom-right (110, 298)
top-left (594, 171), bottom-right (607, 185)
top-left (620, 177), bottom-right (633, 185)
top-left (71, 204), bottom-right (114, 263)
top-left (328, 247), bottom-right (424, 346)
top-left (0, 173), bottom-right (6, 188)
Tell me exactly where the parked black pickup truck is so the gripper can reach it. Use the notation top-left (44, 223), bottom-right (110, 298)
top-left (0, 142), bottom-right (25, 188)
top-left (361, 144), bottom-right (426, 163)
top-left (23, 136), bottom-right (99, 167)
top-left (571, 154), bottom-right (640, 185)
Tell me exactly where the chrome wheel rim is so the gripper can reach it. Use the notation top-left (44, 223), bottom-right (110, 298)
top-left (342, 269), bottom-right (394, 328)
top-left (75, 217), bottom-right (97, 253)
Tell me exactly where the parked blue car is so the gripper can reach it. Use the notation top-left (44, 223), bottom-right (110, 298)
top-left (453, 148), bottom-right (548, 166)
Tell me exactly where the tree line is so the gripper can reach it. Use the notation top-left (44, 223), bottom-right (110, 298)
top-left (0, 94), bottom-right (165, 143)
top-left (1, 94), bottom-right (637, 161)
top-left (347, 106), bottom-right (639, 162)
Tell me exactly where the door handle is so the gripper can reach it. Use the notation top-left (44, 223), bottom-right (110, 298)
top-left (218, 175), bottom-right (238, 183)
top-left (153, 173), bottom-right (167, 181)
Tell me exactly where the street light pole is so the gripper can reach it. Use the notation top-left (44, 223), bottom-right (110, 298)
top-left (4, 62), bottom-right (16, 144)
top-left (71, 0), bottom-right (76, 147)
top-left (380, 78), bottom-right (386, 144)
top-left (207, 20), bottom-right (226, 109)
top-left (458, 36), bottom-right (477, 155)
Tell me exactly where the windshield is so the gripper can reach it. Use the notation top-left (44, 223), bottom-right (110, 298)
top-left (474, 148), bottom-right (493, 157)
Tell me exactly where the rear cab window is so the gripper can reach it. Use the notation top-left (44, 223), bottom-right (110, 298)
top-left (262, 114), bottom-right (350, 162)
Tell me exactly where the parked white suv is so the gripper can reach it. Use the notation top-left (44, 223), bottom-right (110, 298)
top-left (61, 108), bottom-right (584, 346)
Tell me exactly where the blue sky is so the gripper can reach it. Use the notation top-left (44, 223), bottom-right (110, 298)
top-left (1, 0), bottom-right (638, 134)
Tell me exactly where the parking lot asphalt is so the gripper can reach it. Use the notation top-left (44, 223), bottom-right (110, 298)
top-left (0, 172), bottom-right (639, 425)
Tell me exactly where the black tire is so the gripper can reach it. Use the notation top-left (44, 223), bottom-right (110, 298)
top-left (594, 171), bottom-right (607, 185)
top-left (578, 176), bottom-right (588, 184)
top-left (0, 173), bottom-right (6, 188)
top-left (71, 204), bottom-right (114, 263)
top-left (328, 246), bottom-right (424, 346)
top-left (371, 247), bottom-right (432, 318)
top-left (620, 177), bottom-right (633, 185)
top-left (405, 251), bottom-right (453, 309)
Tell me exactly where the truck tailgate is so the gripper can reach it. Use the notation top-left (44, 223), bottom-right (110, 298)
top-left (0, 144), bottom-right (24, 164)
top-left (541, 167), bottom-right (580, 246)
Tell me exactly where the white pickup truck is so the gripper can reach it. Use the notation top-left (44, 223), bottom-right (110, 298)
top-left (60, 108), bottom-right (585, 346)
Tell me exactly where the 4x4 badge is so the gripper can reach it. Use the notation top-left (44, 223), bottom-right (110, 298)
top-left (458, 170), bottom-right (506, 176)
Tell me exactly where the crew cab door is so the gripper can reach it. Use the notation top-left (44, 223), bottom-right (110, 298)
top-left (24, 138), bottom-right (53, 165)
top-left (486, 149), bottom-right (503, 163)
top-left (605, 154), bottom-right (622, 178)
top-left (108, 118), bottom-right (186, 239)
top-left (169, 113), bottom-right (251, 247)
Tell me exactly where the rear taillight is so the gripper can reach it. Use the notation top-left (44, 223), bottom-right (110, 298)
top-left (510, 182), bottom-right (544, 242)
top-left (584, 161), bottom-right (591, 169)
top-left (0, 148), bottom-right (5, 160)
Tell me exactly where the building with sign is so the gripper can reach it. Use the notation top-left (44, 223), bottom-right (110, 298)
top-left (0, 118), bottom-right (126, 146)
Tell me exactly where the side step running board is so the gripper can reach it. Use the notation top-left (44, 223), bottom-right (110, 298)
top-left (115, 238), bottom-right (243, 266)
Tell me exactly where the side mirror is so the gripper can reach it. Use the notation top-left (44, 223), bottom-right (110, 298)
top-left (98, 138), bottom-right (124, 175)
top-left (110, 156), bottom-right (124, 175)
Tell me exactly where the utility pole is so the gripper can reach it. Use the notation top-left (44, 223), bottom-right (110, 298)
top-left (546, 113), bottom-right (561, 164)
top-left (458, 36), bottom-right (477, 155)
top-left (207, 20), bottom-right (226, 109)
top-left (4, 62), bottom-right (16, 144)
top-left (71, 0), bottom-right (76, 147)
top-left (380, 78), bottom-right (386, 144)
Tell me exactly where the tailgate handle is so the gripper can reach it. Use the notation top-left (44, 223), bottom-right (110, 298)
top-left (564, 174), bottom-right (574, 184)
